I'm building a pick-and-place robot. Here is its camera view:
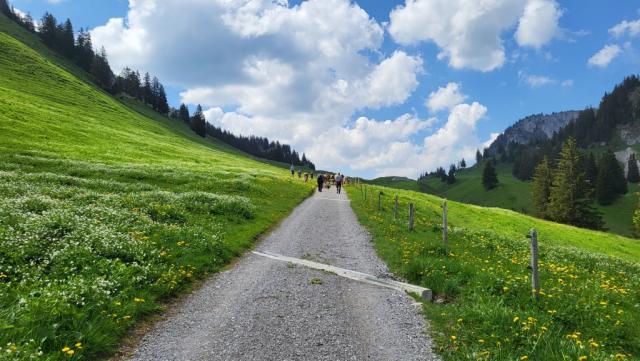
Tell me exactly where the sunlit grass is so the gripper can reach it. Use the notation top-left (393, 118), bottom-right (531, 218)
top-left (349, 184), bottom-right (640, 361)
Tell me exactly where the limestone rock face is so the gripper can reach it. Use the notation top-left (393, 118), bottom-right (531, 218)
top-left (487, 111), bottom-right (580, 155)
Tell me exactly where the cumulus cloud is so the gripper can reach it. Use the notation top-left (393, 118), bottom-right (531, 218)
top-left (388, 0), bottom-right (562, 72)
top-left (587, 44), bottom-right (622, 67)
top-left (518, 71), bottom-right (555, 87)
top-left (91, 0), bottom-right (494, 177)
top-left (609, 18), bottom-right (640, 38)
top-left (515, 0), bottom-right (562, 48)
top-left (426, 82), bottom-right (468, 113)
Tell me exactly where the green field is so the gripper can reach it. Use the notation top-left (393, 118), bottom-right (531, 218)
top-left (372, 162), bottom-right (639, 237)
top-left (0, 17), bottom-right (313, 360)
top-left (348, 183), bottom-right (640, 360)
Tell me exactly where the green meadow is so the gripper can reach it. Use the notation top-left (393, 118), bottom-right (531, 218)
top-left (0, 22), bottom-right (313, 360)
top-left (348, 183), bottom-right (640, 361)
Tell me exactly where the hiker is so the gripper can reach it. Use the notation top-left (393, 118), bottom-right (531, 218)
top-left (335, 173), bottom-right (343, 194)
top-left (290, 164), bottom-right (295, 177)
top-left (298, 169), bottom-right (302, 178)
top-left (317, 173), bottom-right (324, 192)
top-left (304, 173), bottom-right (309, 183)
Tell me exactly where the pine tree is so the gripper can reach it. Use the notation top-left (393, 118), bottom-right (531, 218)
top-left (61, 19), bottom-right (75, 58)
top-left (178, 104), bottom-right (190, 125)
top-left (191, 104), bottom-right (207, 137)
top-left (446, 165), bottom-right (456, 185)
top-left (460, 158), bottom-right (466, 168)
top-left (475, 149), bottom-right (482, 164)
top-left (0, 0), bottom-right (11, 16)
top-left (75, 28), bottom-right (95, 72)
top-left (482, 160), bottom-right (499, 190)
top-left (39, 12), bottom-right (58, 47)
top-left (142, 72), bottom-right (153, 105)
top-left (91, 47), bottom-right (114, 90)
top-left (531, 156), bottom-right (552, 218)
top-left (628, 153), bottom-right (639, 183)
top-left (548, 138), bottom-right (602, 229)
top-left (156, 84), bottom-right (169, 114)
top-left (595, 149), bottom-right (627, 205)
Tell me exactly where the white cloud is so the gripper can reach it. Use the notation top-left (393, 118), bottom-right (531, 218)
top-left (518, 71), bottom-right (555, 87)
top-left (561, 79), bottom-right (574, 87)
top-left (426, 82), bottom-right (468, 113)
top-left (388, 0), bottom-right (562, 72)
top-left (587, 44), bottom-right (622, 67)
top-left (91, 0), bottom-right (496, 177)
top-left (609, 18), bottom-right (640, 38)
top-left (515, 0), bottom-right (562, 48)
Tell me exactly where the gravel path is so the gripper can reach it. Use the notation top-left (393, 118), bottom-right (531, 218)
top-left (130, 187), bottom-right (439, 361)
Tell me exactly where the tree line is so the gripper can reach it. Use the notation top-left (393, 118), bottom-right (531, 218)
top-left (1, 0), bottom-right (314, 169)
top-left (169, 104), bottom-right (315, 169)
top-left (483, 76), bottom-right (640, 182)
top-left (530, 137), bottom-right (637, 230)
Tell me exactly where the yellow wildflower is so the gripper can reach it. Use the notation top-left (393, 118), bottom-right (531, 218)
top-left (578, 356), bottom-right (587, 361)
top-left (520, 356), bottom-right (528, 360)
top-left (67, 350), bottom-right (75, 356)
top-left (450, 335), bottom-right (457, 341)
top-left (134, 297), bottom-right (145, 303)
top-left (61, 347), bottom-right (71, 353)
top-left (75, 342), bottom-right (82, 348)
top-left (513, 316), bottom-right (520, 323)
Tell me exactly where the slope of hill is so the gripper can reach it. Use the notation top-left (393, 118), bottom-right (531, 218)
top-left (0, 16), bottom-right (313, 360)
top-left (349, 183), bottom-right (639, 360)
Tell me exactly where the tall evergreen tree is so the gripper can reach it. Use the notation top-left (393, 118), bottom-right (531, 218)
top-left (460, 158), bottom-right (467, 168)
top-left (142, 72), bottom-right (153, 105)
top-left (628, 153), bottom-right (639, 183)
top-left (446, 165), bottom-right (456, 185)
top-left (482, 160), bottom-right (499, 190)
top-left (75, 28), bottom-right (95, 72)
top-left (531, 156), bottom-right (553, 219)
top-left (156, 84), bottom-right (169, 114)
top-left (475, 149), bottom-right (482, 164)
top-left (580, 152), bottom-right (598, 186)
top-left (0, 0), bottom-right (11, 16)
top-left (191, 104), bottom-right (207, 137)
top-left (548, 138), bottom-right (602, 229)
top-left (178, 104), bottom-right (190, 125)
top-left (60, 19), bottom-right (75, 58)
top-left (39, 12), bottom-right (58, 47)
top-left (595, 149), bottom-right (627, 205)
top-left (91, 47), bottom-right (114, 89)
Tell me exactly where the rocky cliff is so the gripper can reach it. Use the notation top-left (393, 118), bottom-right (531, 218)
top-left (487, 111), bottom-right (580, 155)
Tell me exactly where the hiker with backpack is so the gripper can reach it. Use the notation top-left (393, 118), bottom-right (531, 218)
top-left (335, 173), bottom-right (343, 194)
top-left (317, 173), bottom-right (324, 192)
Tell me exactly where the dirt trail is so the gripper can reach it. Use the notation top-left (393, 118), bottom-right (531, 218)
top-left (130, 187), bottom-right (439, 361)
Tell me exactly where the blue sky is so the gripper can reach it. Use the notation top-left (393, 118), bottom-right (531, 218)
top-left (10, 0), bottom-right (640, 178)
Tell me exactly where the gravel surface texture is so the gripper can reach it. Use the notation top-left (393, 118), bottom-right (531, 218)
top-left (129, 187), bottom-right (439, 361)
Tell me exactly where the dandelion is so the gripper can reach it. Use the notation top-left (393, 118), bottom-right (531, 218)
top-left (134, 297), bottom-right (145, 303)
top-left (450, 335), bottom-right (457, 341)
top-left (513, 316), bottom-right (520, 323)
top-left (67, 350), bottom-right (75, 356)
top-left (75, 342), bottom-right (82, 349)
top-left (61, 347), bottom-right (71, 353)
top-left (578, 356), bottom-right (587, 361)
top-left (589, 341), bottom-right (599, 348)
top-left (520, 356), bottom-right (528, 360)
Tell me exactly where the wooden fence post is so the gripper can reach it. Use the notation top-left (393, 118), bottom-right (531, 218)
top-left (408, 203), bottom-right (414, 231)
top-left (530, 229), bottom-right (540, 301)
top-left (378, 192), bottom-right (382, 210)
top-left (442, 199), bottom-right (448, 249)
top-left (393, 195), bottom-right (398, 219)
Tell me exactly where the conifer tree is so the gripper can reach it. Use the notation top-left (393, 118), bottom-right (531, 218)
top-left (628, 153), bottom-right (639, 183)
top-left (0, 0), bottom-right (11, 16)
top-left (595, 149), bottom-right (627, 205)
top-left (60, 19), bottom-right (75, 58)
top-left (178, 104), bottom-right (190, 125)
top-left (482, 160), bottom-right (499, 190)
top-left (548, 138), bottom-right (602, 229)
top-left (531, 156), bottom-right (552, 218)
top-left (142, 72), bottom-right (153, 105)
top-left (191, 104), bottom-right (207, 137)
top-left (460, 158), bottom-right (466, 168)
top-left (446, 165), bottom-right (456, 185)
top-left (475, 149), bottom-right (482, 164)
top-left (39, 12), bottom-right (58, 47)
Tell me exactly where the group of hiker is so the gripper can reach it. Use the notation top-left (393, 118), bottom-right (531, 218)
top-left (289, 164), bottom-right (347, 194)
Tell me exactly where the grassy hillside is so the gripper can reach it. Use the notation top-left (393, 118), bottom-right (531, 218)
top-left (348, 183), bottom-right (640, 360)
top-left (367, 176), bottom-right (420, 191)
top-left (0, 18), bottom-right (313, 361)
top-left (374, 162), bottom-right (639, 237)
